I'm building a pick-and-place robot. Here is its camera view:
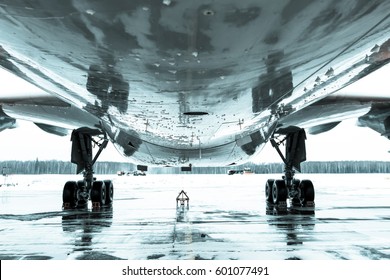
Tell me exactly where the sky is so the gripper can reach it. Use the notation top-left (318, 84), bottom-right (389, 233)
top-left (0, 65), bottom-right (390, 163)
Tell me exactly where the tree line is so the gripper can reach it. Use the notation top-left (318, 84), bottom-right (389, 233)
top-left (0, 160), bottom-right (135, 175)
top-left (1, 160), bottom-right (390, 175)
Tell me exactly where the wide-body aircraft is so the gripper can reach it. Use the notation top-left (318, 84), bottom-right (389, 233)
top-left (1, 0), bottom-right (390, 209)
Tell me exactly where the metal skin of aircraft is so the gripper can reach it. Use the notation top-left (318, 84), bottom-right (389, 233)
top-left (1, 0), bottom-right (390, 209)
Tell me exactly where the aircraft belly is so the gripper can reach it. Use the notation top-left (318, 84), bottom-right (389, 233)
top-left (1, 1), bottom-right (390, 165)
top-left (112, 137), bottom-right (267, 167)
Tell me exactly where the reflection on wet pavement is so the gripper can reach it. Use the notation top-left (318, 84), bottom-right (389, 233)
top-left (1, 174), bottom-right (390, 260)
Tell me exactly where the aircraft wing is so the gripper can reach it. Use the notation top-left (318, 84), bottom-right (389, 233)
top-left (278, 63), bottom-right (390, 137)
top-left (1, 1), bottom-right (390, 167)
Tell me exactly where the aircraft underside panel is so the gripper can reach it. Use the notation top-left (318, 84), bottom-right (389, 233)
top-left (1, 1), bottom-right (390, 166)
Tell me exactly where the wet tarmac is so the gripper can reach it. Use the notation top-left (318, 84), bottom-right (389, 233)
top-left (0, 173), bottom-right (390, 260)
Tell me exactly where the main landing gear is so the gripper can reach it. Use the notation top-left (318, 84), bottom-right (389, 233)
top-left (265, 127), bottom-right (315, 208)
top-left (62, 127), bottom-right (114, 209)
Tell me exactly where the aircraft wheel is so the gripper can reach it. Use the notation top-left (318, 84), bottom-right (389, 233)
top-left (265, 179), bottom-right (275, 203)
top-left (273, 180), bottom-right (287, 204)
top-left (75, 180), bottom-right (88, 208)
top-left (299, 180), bottom-right (315, 206)
top-left (291, 179), bottom-right (301, 206)
top-left (63, 181), bottom-right (78, 208)
top-left (104, 180), bottom-right (114, 205)
top-left (91, 181), bottom-right (106, 206)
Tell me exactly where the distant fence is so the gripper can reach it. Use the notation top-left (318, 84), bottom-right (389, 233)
top-left (1, 160), bottom-right (390, 175)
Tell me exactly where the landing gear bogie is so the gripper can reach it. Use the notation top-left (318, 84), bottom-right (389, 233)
top-left (62, 127), bottom-right (114, 210)
top-left (62, 179), bottom-right (114, 209)
top-left (265, 128), bottom-right (315, 210)
top-left (264, 177), bottom-right (315, 207)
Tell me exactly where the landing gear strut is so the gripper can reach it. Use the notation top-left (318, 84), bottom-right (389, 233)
top-left (266, 127), bottom-right (315, 207)
top-left (62, 127), bottom-right (114, 209)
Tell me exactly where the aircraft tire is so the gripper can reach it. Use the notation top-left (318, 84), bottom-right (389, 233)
top-left (63, 181), bottom-right (78, 208)
top-left (104, 180), bottom-right (114, 205)
top-left (265, 179), bottom-right (275, 203)
top-left (299, 180), bottom-right (315, 206)
top-left (91, 181), bottom-right (106, 206)
top-left (273, 180), bottom-right (287, 204)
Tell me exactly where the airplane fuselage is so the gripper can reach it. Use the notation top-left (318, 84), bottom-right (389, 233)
top-left (1, 1), bottom-right (390, 166)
